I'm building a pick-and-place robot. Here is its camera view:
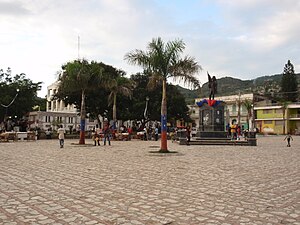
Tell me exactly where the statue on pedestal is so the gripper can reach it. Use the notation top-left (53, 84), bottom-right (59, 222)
top-left (208, 72), bottom-right (217, 100)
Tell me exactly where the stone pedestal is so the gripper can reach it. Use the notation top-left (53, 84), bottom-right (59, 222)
top-left (196, 99), bottom-right (227, 138)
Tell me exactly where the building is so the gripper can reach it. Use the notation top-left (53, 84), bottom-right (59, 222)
top-left (28, 81), bottom-right (97, 131)
top-left (254, 102), bottom-right (300, 135)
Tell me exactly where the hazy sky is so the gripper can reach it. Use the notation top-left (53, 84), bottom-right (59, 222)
top-left (1, 0), bottom-right (299, 97)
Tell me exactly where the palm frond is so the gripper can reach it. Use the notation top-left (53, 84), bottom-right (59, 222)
top-left (147, 72), bottom-right (162, 90)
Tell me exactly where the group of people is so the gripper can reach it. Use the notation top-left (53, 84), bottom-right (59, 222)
top-left (56, 123), bottom-right (112, 148)
top-left (91, 125), bottom-right (112, 146)
top-left (142, 126), bottom-right (159, 141)
top-left (226, 122), bottom-right (242, 140)
top-left (52, 122), bottom-right (297, 149)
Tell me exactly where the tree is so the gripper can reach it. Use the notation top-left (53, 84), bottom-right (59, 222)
top-left (276, 100), bottom-right (290, 135)
top-left (58, 59), bottom-right (103, 144)
top-left (243, 99), bottom-right (253, 131)
top-left (281, 60), bottom-right (298, 102)
top-left (0, 68), bottom-right (42, 122)
top-left (106, 73), bottom-right (135, 128)
top-left (167, 84), bottom-right (191, 125)
top-left (128, 73), bottom-right (192, 128)
top-left (125, 37), bottom-right (201, 152)
top-left (129, 73), bottom-right (160, 122)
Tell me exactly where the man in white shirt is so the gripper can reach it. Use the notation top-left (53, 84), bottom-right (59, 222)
top-left (57, 125), bottom-right (65, 148)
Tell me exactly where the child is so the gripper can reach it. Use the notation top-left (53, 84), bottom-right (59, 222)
top-left (284, 132), bottom-right (293, 147)
top-left (93, 130), bottom-right (100, 146)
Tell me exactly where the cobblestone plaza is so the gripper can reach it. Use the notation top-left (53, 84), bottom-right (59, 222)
top-left (0, 136), bottom-right (299, 225)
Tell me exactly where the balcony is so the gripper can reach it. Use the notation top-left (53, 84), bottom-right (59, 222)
top-left (289, 114), bottom-right (300, 119)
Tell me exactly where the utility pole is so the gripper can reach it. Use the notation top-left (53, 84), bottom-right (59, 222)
top-left (237, 91), bottom-right (241, 126)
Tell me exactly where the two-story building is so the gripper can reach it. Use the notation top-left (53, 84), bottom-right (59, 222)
top-left (28, 81), bottom-right (98, 131)
top-left (254, 102), bottom-right (300, 134)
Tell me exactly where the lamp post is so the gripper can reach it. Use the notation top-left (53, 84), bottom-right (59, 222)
top-left (144, 96), bottom-right (149, 120)
top-left (1, 88), bottom-right (19, 121)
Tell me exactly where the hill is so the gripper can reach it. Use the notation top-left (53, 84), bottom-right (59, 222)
top-left (176, 73), bottom-right (300, 103)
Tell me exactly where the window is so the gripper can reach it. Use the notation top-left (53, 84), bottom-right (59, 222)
top-left (47, 102), bottom-right (51, 110)
top-left (263, 109), bottom-right (272, 114)
top-left (264, 121), bottom-right (272, 124)
top-left (232, 104), bottom-right (236, 112)
top-left (275, 121), bottom-right (284, 126)
top-left (275, 109), bottom-right (283, 114)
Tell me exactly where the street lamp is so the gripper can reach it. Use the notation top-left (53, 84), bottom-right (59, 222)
top-left (1, 88), bottom-right (19, 121)
top-left (144, 96), bottom-right (150, 120)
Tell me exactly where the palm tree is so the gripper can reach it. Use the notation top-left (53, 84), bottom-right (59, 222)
top-left (106, 74), bottom-right (135, 129)
top-left (59, 59), bottom-right (103, 144)
top-left (243, 99), bottom-right (253, 131)
top-left (279, 101), bottom-right (290, 135)
top-left (125, 37), bottom-right (201, 152)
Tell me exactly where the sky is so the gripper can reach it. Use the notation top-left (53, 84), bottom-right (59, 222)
top-left (1, 0), bottom-right (299, 97)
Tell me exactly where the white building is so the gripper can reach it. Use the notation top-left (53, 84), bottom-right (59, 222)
top-left (28, 81), bottom-right (97, 131)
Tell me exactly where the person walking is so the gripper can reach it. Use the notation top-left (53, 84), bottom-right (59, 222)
top-left (103, 125), bottom-right (111, 146)
top-left (284, 132), bottom-right (293, 147)
top-left (57, 125), bottom-right (65, 148)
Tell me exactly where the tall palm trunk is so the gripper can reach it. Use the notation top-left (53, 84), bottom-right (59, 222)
top-left (160, 79), bottom-right (168, 152)
top-left (113, 93), bottom-right (117, 129)
top-left (283, 108), bottom-right (286, 135)
top-left (79, 90), bottom-right (86, 144)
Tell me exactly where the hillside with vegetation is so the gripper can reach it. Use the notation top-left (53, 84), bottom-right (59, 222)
top-left (177, 73), bottom-right (300, 103)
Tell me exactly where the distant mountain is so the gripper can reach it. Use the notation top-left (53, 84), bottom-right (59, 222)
top-left (176, 73), bottom-right (300, 103)
top-left (175, 85), bottom-right (200, 104)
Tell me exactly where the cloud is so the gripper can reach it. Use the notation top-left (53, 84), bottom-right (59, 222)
top-left (0, 0), bottom-right (31, 16)
top-left (0, 0), bottom-right (299, 96)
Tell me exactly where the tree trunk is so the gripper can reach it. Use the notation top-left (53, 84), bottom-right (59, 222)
top-left (160, 79), bottom-right (168, 152)
top-left (113, 93), bottom-right (117, 129)
top-left (283, 109), bottom-right (286, 135)
top-left (79, 90), bottom-right (86, 144)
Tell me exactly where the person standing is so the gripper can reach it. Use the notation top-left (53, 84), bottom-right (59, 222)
top-left (230, 122), bottom-right (237, 140)
top-left (92, 129), bottom-right (100, 146)
top-left (103, 125), bottom-right (111, 146)
top-left (57, 125), bottom-right (65, 148)
top-left (143, 127), bottom-right (148, 141)
top-left (127, 126), bottom-right (132, 140)
top-left (155, 126), bottom-right (159, 141)
top-left (186, 126), bottom-right (191, 145)
top-left (284, 132), bottom-right (293, 147)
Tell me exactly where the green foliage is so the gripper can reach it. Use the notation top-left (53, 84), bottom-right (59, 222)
top-left (0, 68), bottom-right (42, 122)
top-left (175, 85), bottom-right (200, 104)
top-left (59, 59), bottom-right (104, 94)
top-left (56, 59), bottom-right (105, 144)
top-left (128, 73), bottom-right (191, 123)
top-left (107, 73), bottom-right (135, 122)
top-left (281, 60), bottom-right (298, 102)
top-left (125, 37), bottom-right (201, 88)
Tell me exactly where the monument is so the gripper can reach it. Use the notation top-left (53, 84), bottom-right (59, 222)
top-left (196, 73), bottom-right (227, 138)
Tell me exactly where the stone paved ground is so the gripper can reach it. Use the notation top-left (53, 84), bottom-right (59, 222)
top-left (0, 135), bottom-right (299, 225)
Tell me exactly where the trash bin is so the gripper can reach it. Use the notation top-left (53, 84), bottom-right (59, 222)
top-left (247, 131), bottom-right (257, 146)
top-left (177, 129), bottom-right (187, 145)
